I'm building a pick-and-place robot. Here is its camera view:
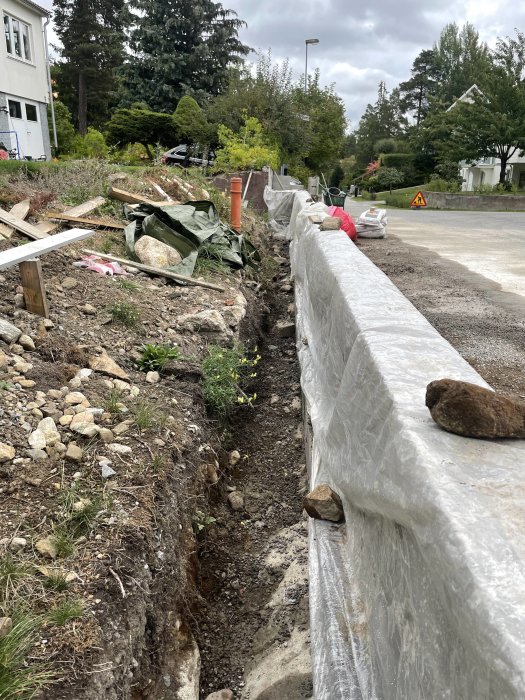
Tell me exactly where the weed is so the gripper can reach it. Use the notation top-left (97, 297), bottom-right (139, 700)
top-left (0, 556), bottom-right (31, 603)
top-left (105, 388), bottom-right (124, 414)
top-left (132, 399), bottom-right (156, 430)
top-left (137, 343), bottom-right (180, 373)
top-left (118, 278), bottom-right (139, 292)
top-left (194, 242), bottom-right (231, 276)
top-left (201, 344), bottom-right (259, 416)
top-left (52, 527), bottom-right (75, 560)
top-left (47, 599), bottom-right (84, 626)
top-left (0, 380), bottom-right (13, 391)
top-left (151, 455), bottom-right (165, 471)
top-left (192, 510), bottom-right (217, 533)
top-left (0, 609), bottom-right (54, 698)
top-left (107, 301), bottom-right (140, 328)
top-left (98, 237), bottom-right (114, 254)
top-left (43, 572), bottom-right (70, 592)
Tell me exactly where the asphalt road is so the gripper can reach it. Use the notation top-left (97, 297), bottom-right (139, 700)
top-left (346, 199), bottom-right (525, 299)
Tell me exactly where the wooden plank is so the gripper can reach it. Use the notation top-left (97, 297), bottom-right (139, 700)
top-left (10, 199), bottom-right (31, 220)
top-left (108, 187), bottom-right (169, 206)
top-left (64, 196), bottom-right (105, 218)
top-left (19, 259), bottom-right (49, 318)
top-left (0, 207), bottom-right (48, 240)
top-left (0, 228), bottom-right (96, 271)
top-left (37, 196), bottom-right (106, 235)
top-left (81, 249), bottom-right (226, 292)
top-left (0, 200), bottom-right (31, 239)
top-left (45, 212), bottom-right (126, 230)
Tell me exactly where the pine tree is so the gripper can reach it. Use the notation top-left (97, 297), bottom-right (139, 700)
top-left (53, 0), bottom-right (128, 135)
top-left (122, 0), bottom-right (250, 112)
top-left (399, 50), bottom-right (440, 127)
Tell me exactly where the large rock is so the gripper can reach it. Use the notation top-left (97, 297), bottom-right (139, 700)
top-left (303, 484), bottom-right (344, 523)
top-left (426, 378), bottom-right (525, 438)
top-left (0, 318), bottom-right (21, 344)
top-left (70, 411), bottom-right (98, 437)
top-left (206, 691), bottom-right (233, 700)
top-left (273, 320), bottom-right (295, 338)
top-left (36, 417), bottom-right (60, 447)
top-left (89, 350), bottom-right (130, 381)
top-left (135, 235), bottom-right (182, 269)
top-left (178, 310), bottom-right (230, 336)
top-left (0, 443), bottom-right (15, 463)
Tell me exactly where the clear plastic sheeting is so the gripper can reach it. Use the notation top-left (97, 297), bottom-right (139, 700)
top-left (281, 189), bottom-right (525, 699)
top-left (264, 186), bottom-right (312, 238)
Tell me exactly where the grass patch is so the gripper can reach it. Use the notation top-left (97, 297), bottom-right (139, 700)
top-left (43, 572), bottom-right (70, 592)
top-left (52, 527), bottom-right (76, 560)
top-left (118, 278), bottom-right (139, 292)
top-left (47, 599), bottom-right (84, 627)
top-left (132, 399), bottom-right (158, 431)
top-left (137, 343), bottom-right (180, 373)
top-left (0, 557), bottom-right (32, 603)
top-left (107, 301), bottom-right (140, 328)
top-left (0, 610), bottom-right (54, 699)
top-left (201, 344), bottom-right (259, 417)
top-left (194, 242), bottom-right (231, 276)
top-left (105, 388), bottom-right (125, 414)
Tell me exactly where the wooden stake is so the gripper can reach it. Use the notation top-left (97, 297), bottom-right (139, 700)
top-left (19, 259), bottom-right (49, 318)
top-left (0, 207), bottom-right (47, 240)
top-left (45, 212), bottom-right (126, 230)
top-left (108, 187), bottom-right (170, 206)
top-left (81, 249), bottom-right (226, 292)
top-left (36, 196), bottom-right (106, 235)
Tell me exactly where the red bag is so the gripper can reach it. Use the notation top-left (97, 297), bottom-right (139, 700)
top-left (326, 205), bottom-right (357, 242)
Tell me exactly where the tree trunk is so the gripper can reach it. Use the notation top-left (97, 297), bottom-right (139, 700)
top-left (142, 143), bottom-right (154, 160)
top-left (78, 72), bottom-right (88, 137)
top-left (499, 156), bottom-right (508, 185)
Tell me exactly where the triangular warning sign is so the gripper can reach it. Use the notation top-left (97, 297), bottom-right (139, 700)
top-left (410, 191), bottom-right (427, 208)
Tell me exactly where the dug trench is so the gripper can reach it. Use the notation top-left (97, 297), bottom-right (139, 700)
top-left (192, 242), bottom-right (312, 700)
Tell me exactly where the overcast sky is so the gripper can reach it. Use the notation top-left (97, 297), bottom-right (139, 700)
top-left (40, 0), bottom-right (525, 129)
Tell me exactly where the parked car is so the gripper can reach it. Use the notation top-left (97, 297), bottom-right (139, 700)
top-left (162, 144), bottom-right (215, 167)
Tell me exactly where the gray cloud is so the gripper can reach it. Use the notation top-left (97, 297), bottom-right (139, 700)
top-left (39, 0), bottom-right (525, 127)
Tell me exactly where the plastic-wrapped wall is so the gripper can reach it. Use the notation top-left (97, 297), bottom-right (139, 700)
top-left (282, 190), bottom-right (525, 699)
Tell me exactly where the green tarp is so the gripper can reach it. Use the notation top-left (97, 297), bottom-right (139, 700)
top-left (124, 200), bottom-right (259, 277)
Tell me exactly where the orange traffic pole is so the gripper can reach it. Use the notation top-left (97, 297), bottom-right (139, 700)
top-left (230, 177), bottom-right (242, 232)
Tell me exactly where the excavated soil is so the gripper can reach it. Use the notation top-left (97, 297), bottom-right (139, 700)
top-left (358, 234), bottom-right (525, 396)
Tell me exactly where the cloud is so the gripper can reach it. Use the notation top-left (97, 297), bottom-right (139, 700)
top-left (40, 0), bottom-right (525, 127)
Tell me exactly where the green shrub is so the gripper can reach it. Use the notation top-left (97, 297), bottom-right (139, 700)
top-left (425, 178), bottom-right (461, 193)
top-left (107, 301), bottom-right (140, 328)
top-left (71, 128), bottom-right (109, 159)
top-left (214, 115), bottom-right (279, 172)
top-left (202, 345), bottom-right (259, 416)
top-left (381, 153), bottom-right (415, 169)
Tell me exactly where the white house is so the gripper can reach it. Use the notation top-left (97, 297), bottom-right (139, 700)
top-left (0, 0), bottom-right (52, 160)
top-left (448, 84), bottom-right (525, 191)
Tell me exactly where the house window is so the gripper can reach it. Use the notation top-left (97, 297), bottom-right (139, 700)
top-left (3, 13), bottom-right (31, 62)
top-left (8, 100), bottom-right (22, 119)
top-left (25, 104), bottom-right (38, 122)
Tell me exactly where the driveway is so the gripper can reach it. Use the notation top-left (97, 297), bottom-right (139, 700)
top-left (346, 199), bottom-right (525, 299)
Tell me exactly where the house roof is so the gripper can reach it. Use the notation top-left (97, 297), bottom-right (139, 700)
top-left (446, 84), bottom-right (484, 112)
top-left (15, 0), bottom-right (51, 17)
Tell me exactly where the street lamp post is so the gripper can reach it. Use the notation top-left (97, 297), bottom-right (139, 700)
top-left (305, 38), bottom-right (320, 92)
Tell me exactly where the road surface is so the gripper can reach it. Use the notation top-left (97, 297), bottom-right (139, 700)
top-left (346, 199), bottom-right (525, 299)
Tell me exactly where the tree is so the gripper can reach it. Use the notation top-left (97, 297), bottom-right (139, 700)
top-left (173, 96), bottom-right (210, 146)
top-left (426, 31), bottom-right (525, 185)
top-left (49, 100), bottom-right (75, 154)
top-left (399, 50), bottom-right (440, 126)
top-left (433, 23), bottom-right (492, 104)
top-left (354, 82), bottom-right (407, 166)
top-left (52, 0), bottom-right (128, 135)
top-left (121, 0), bottom-right (249, 112)
top-left (214, 114), bottom-right (280, 171)
top-left (106, 107), bottom-right (176, 158)
top-left (376, 167), bottom-right (404, 192)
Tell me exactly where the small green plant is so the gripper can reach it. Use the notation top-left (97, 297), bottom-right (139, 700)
top-left (47, 599), bottom-right (84, 626)
top-left (118, 278), bottom-right (139, 292)
top-left (151, 455), bottom-right (165, 471)
top-left (194, 242), bottom-right (231, 276)
top-left (105, 388), bottom-right (124, 414)
top-left (138, 343), bottom-right (180, 373)
top-left (0, 380), bottom-right (13, 391)
top-left (0, 556), bottom-right (31, 603)
top-left (201, 344), bottom-right (259, 416)
top-left (0, 610), bottom-right (54, 698)
top-left (98, 237), bottom-right (114, 254)
top-left (192, 510), bottom-right (217, 533)
top-left (52, 527), bottom-right (75, 560)
top-left (107, 301), bottom-right (140, 328)
top-left (132, 399), bottom-right (157, 430)
top-left (43, 572), bottom-right (70, 592)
